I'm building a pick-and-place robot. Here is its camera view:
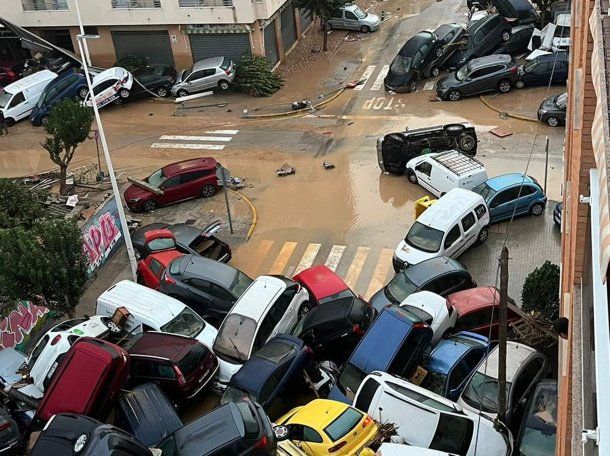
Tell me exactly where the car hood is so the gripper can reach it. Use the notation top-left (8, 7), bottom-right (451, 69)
top-left (384, 68), bottom-right (414, 88)
top-left (124, 183), bottom-right (152, 200)
top-left (394, 240), bottom-right (437, 266)
top-left (540, 95), bottom-right (558, 111)
top-left (437, 74), bottom-right (460, 91)
top-left (468, 414), bottom-right (513, 456)
top-left (363, 13), bottom-right (380, 25)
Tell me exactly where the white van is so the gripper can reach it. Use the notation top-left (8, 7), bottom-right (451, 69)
top-left (376, 443), bottom-right (456, 456)
top-left (406, 150), bottom-right (488, 198)
top-left (96, 280), bottom-right (217, 348)
top-left (393, 188), bottom-right (490, 269)
top-left (0, 69), bottom-right (58, 124)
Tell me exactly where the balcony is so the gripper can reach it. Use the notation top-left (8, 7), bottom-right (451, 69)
top-left (111, 0), bottom-right (162, 8)
top-left (22, 0), bottom-right (69, 11)
top-left (179, 0), bottom-right (233, 7)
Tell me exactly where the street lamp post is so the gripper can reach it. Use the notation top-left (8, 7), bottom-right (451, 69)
top-left (73, 0), bottom-right (138, 280)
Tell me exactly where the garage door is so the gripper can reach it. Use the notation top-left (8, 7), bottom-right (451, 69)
top-left (111, 30), bottom-right (174, 67)
top-left (189, 34), bottom-right (251, 63)
top-left (264, 20), bottom-right (279, 66)
top-left (299, 9), bottom-right (313, 32)
top-left (281, 4), bottom-right (297, 52)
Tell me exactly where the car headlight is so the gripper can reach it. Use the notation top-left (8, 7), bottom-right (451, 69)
top-left (128, 197), bottom-right (141, 203)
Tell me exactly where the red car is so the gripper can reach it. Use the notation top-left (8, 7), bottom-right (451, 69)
top-left (124, 157), bottom-right (220, 212)
top-left (448, 286), bottom-right (521, 339)
top-left (136, 229), bottom-right (184, 289)
top-left (0, 61), bottom-right (23, 87)
top-left (35, 338), bottom-right (130, 422)
top-left (293, 265), bottom-right (355, 306)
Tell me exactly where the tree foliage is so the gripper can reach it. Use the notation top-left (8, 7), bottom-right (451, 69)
top-left (114, 53), bottom-right (147, 72)
top-left (0, 179), bottom-right (48, 229)
top-left (521, 261), bottom-right (560, 321)
top-left (293, 0), bottom-right (350, 50)
top-left (42, 98), bottom-right (94, 195)
top-left (235, 54), bottom-right (283, 96)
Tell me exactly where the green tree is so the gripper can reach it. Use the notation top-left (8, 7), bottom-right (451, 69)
top-left (41, 99), bottom-right (94, 195)
top-left (521, 261), bottom-right (560, 321)
top-left (235, 54), bottom-right (283, 96)
top-left (293, 0), bottom-right (350, 51)
top-left (0, 218), bottom-right (88, 318)
top-left (0, 179), bottom-right (48, 229)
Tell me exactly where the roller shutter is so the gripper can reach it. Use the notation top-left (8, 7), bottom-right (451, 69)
top-left (189, 34), bottom-right (251, 63)
top-left (111, 30), bottom-right (174, 66)
top-left (264, 20), bottom-right (279, 66)
top-left (280, 4), bottom-right (297, 52)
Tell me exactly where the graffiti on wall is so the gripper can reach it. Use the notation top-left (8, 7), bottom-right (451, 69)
top-left (0, 301), bottom-right (50, 351)
top-left (82, 196), bottom-right (123, 275)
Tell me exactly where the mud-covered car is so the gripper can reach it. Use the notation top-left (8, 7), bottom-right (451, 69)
top-left (377, 123), bottom-right (478, 175)
top-left (423, 23), bottom-right (467, 78)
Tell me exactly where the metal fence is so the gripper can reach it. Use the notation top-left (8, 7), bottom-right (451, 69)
top-left (111, 0), bottom-right (162, 8)
top-left (21, 0), bottom-right (69, 11)
top-left (179, 0), bottom-right (233, 7)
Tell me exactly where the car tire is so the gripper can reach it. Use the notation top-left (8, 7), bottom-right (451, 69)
top-left (177, 89), bottom-right (189, 98)
top-left (361, 25), bottom-right (371, 33)
top-left (515, 80), bottom-right (525, 89)
top-left (477, 226), bottom-right (489, 244)
top-left (218, 80), bottom-right (230, 91)
top-left (5, 117), bottom-right (15, 127)
top-left (458, 133), bottom-right (477, 152)
top-left (155, 86), bottom-right (169, 97)
top-left (78, 87), bottom-right (89, 99)
top-left (448, 90), bottom-right (461, 101)
top-left (142, 200), bottom-right (158, 212)
top-left (435, 47), bottom-right (444, 58)
top-left (41, 115), bottom-right (50, 126)
top-left (430, 66), bottom-right (440, 77)
top-left (498, 80), bottom-right (511, 93)
top-left (501, 30), bottom-right (511, 42)
top-left (530, 202), bottom-right (545, 216)
top-left (547, 116), bottom-right (560, 127)
top-left (201, 184), bottom-right (216, 198)
top-left (119, 88), bottom-right (130, 99)
top-left (406, 169), bottom-right (418, 184)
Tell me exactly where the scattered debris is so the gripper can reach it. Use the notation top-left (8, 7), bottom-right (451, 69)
top-left (388, 90), bottom-right (396, 95)
top-left (276, 164), bottom-right (296, 177)
top-left (323, 162), bottom-right (335, 170)
top-left (490, 127), bottom-right (513, 138)
top-left (500, 112), bottom-right (509, 120)
top-left (347, 121), bottom-right (354, 126)
top-left (66, 195), bottom-right (79, 208)
top-left (148, 113), bottom-right (154, 116)
top-left (292, 100), bottom-right (310, 110)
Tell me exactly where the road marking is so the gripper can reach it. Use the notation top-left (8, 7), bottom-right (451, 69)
top-left (423, 81), bottom-right (435, 91)
top-left (268, 242), bottom-right (298, 275)
top-left (354, 65), bottom-right (377, 91)
top-left (325, 245), bottom-right (346, 272)
top-left (246, 240), bottom-right (274, 276)
top-left (362, 96), bottom-right (406, 111)
top-left (294, 243), bottom-right (322, 275)
top-left (370, 65), bottom-right (389, 91)
top-left (344, 247), bottom-right (370, 289)
top-left (159, 135), bottom-right (233, 142)
top-left (365, 249), bottom-right (394, 299)
top-left (204, 129), bottom-right (238, 135)
top-left (151, 143), bottom-right (225, 150)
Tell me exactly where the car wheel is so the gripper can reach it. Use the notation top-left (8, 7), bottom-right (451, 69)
top-left (547, 116), bottom-right (560, 127)
top-left (218, 80), bottom-right (230, 91)
top-left (298, 302), bottom-right (312, 320)
top-left (501, 30), bottom-right (510, 41)
top-left (448, 90), bottom-right (461, 101)
top-left (477, 226), bottom-right (489, 244)
top-left (119, 88), bottom-right (130, 99)
top-left (41, 115), bottom-right (50, 126)
top-left (5, 117), bottom-right (15, 127)
top-left (530, 202), bottom-right (545, 216)
top-left (361, 25), bottom-right (371, 33)
top-left (458, 133), bottom-right (477, 152)
top-left (515, 80), bottom-right (525, 89)
top-left (431, 66), bottom-right (440, 77)
top-left (78, 87), bottom-right (89, 99)
top-left (406, 169), bottom-right (418, 184)
top-left (201, 184), bottom-right (216, 198)
top-left (498, 80), bottom-right (511, 93)
top-left (408, 81), bottom-right (417, 93)
top-left (155, 86), bottom-right (168, 97)
top-left (142, 200), bottom-right (158, 212)
top-left (177, 89), bottom-right (189, 98)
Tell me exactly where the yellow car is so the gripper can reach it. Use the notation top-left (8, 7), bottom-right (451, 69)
top-left (275, 399), bottom-right (379, 455)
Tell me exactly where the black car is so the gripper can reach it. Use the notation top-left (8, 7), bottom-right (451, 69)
top-left (445, 14), bottom-right (512, 70)
top-left (515, 53), bottom-right (569, 89)
top-left (538, 92), bottom-right (567, 127)
top-left (371, 256), bottom-right (476, 312)
top-left (159, 254), bottom-right (253, 324)
top-left (0, 402), bottom-right (20, 454)
top-left (384, 31), bottom-right (438, 93)
top-left (493, 0), bottom-right (539, 25)
top-left (377, 123), bottom-right (478, 175)
top-left (424, 23), bottom-right (467, 77)
top-left (553, 202), bottom-right (563, 226)
top-left (131, 64), bottom-right (177, 98)
top-left (493, 24), bottom-right (535, 56)
top-left (157, 397), bottom-right (276, 456)
top-left (437, 54), bottom-right (518, 101)
top-left (291, 295), bottom-right (376, 365)
top-left (467, 0), bottom-right (490, 8)
top-left (30, 413), bottom-right (152, 456)
top-left (131, 220), bottom-right (231, 262)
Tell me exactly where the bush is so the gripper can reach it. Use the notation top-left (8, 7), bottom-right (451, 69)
top-left (114, 53), bottom-right (147, 72)
top-left (521, 261), bottom-right (560, 321)
top-left (234, 54), bottom-right (283, 97)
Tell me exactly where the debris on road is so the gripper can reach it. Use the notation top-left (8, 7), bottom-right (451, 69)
top-left (490, 127), bottom-right (514, 138)
top-left (276, 164), bottom-right (296, 177)
top-left (323, 162), bottom-right (335, 170)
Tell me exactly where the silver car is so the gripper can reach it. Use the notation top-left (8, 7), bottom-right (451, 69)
top-left (327, 4), bottom-right (381, 33)
top-left (171, 57), bottom-right (235, 97)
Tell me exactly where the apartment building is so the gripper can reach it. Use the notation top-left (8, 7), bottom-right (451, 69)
top-left (0, 0), bottom-right (314, 69)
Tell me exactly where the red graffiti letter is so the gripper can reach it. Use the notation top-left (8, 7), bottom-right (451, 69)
top-left (99, 212), bottom-right (120, 248)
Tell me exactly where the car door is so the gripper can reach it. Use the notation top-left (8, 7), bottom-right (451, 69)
top-left (508, 357), bottom-right (546, 426)
top-left (530, 61), bottom-right (551, 86)
top-left (343, 10), bottom-right (360, 30)
top-left (181, 278), bottom-right (214, 316)
top-left (456, 211), bottom-right (478, 254)
top-left (185, 69), bottom-right (207, 92)
top-left (208, 283), bottom-right (237, 317)
top-left (272, 287), bottom-right (299, 335)
top-left (156, 175), bottom-right (183, 205)
top-left (488, 187), bottom-right (520, 221)
top-left (514, 184), bottom-right (539, 215)
top-left (139, 257), bottom-right (164, 289)
top-left (414, 161), bottom-right (435, 193)
top-left (553, 60), bottom-right (568, 83)
top-left (7, 91), bottom-right (27, 120)
top-left (461, 68), bottom-right (484, 96)
top-left (447, 349), bottom-right (485, 400)
top-left (285, 424), bottom-right (325, 455)
top-left (442, 224), bottom-right (463, 258)
top-left (178, 170), bottom-right (206, 199)
top-left (328, 9), bottom-right (343, 28)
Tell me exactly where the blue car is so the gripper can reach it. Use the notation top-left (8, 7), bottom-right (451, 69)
top-left (328, 305), bottom-right (432, 404)
top-left (473, 173), bottom-right (547, 223)
top-left (420, 331), bottom-right (491, 401)
top-left (220, 334), bottom-right (312, 418)
top-left (30, 70), bottom-right (88, 126)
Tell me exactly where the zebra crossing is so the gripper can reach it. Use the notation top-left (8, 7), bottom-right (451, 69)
top-left (151, 129), bottom-right (238, 151)
top-left (354, 64), bottom-right (436, 92)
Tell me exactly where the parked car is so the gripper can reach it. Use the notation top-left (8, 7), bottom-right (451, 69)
top-left (473, 173), bottom-right (547, 223)
top-left (0, 402), bottom-right (20, 454)
top-left (124, 157), bottom-right (220, 212)
top-left (130, 220), bottom-right (231, 262)
top-left (538, 92), bottom-right (567, 127)
top-left (131, 64), bottom-right (177, 98)
top-left (437, 54), bottom-right (518, 101)
top-left (0, 69), bottom-right (57, 125)
top-left (83, 66), bottom-right (133, 109)
top-left (448, 286), bottom-right (521, 339)
top-left (274, 399), bottom-right (379, 456)
top-left (293, 265), bottom-right (354, 306)
top-left (554, 202), bottom-right (563, 226)
top-left (157, 397), bottom-right (276, 455)
top-left (376, 443), bottom-right (458, 456)
top-left (399, 291), bottom-right (457, 345)
top-left (384, 31), bottom-right (438, 93)
top-left (159, 254), bottom-right (253, 324)
top-left (29, 69), bottom-right (88, 125)
top-left (0, 60), bottom-right (23, 87)
top-left (291, 295), bottom-right (375, 365)
top-left (35, 338), bottom-right (130, 422)
top-left (30, 413), bottom-right (152, 456)
top-left (493, 24), bottom-right (535, 56)
top-left (424, 23), bottom-right (467, 78)
top-left (515, 380), bottom-right (557, 456)
top-left (552, 13), bottom-right (571, 50)
top-left (371, 256), bottom-right (476, 312)
top-left (328, 306), bottom-right (433, 404)
top-left (121, 332), bottom-right (217, 400)
top-left (458, 342), bottom-right (549, 429)
top-left (221, 335), bottom-right (312, 418)
top-left (327, 4), bottom-right (381, 33)
top-left (420, 331), bottom-right (491, 401)
top-left (213, 275), bottom-right (310, 386)
top-left (515, 52), bottom-right (569, 88)
top-left (172, 57), bottom-right (235, 97)
top-left (377, 123), bottom-right (478, 175)
top-left (353, 371), bottom-right (513, 456)
top-left (492, 0), bottom-right (539, 25)
top-left (136, 229), bottom-right (184, 290)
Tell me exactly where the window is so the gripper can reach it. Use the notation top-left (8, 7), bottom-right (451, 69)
top-left (256, 339), bottom-right (295, 363)
top-left (254, 313), bottom-right (279, 350)
top-left (430, 413), bottom-right (473, 454)
top-left (187, 278), bottom-right (210, 292)
top-left (213, 314), bottom-right (257, 363)
top-left (147, 168), bottom-right (165, 187)
top-left (178, 343), bottom-right (209, 376)
top-left (475, 204), bottom-right (487, 219)
top-left (436, 273), bottom-right (464, 293)
top-left (260, 364), bottom-right (288, 402)
top-left (303, 426), bottom-right (324, 443)
top-left (269, 287), bottom-right (296, 321)
top-left (203, 68), bottom-right (216, 77)
top-left (459, 308), bottom-right (495, 329)
top-left (29, 335), bottom-right (49, 367)
top-left (444, 225), bottom-right (461, 249)
top-left (443, 31), bottom-right (455, 44)
top-left (513, 358), bottom-right (544, 403)
top-left (490, 188), bottom-right (517, 208)
top-left (148, 258), bottom-right (163, 278)
top-left (345, 11), bottom-right (358, 20)
top-left (8, 91), bottom-right (25, 108)
top-left (385, 272), bottom-right (419, 304)
top-left (324, 407), bottom-right (363, 441)
top-left (92, 79), bottom-right (116, 95)
top-left (387, 382), bottom-right (456, 412)
top-left (180, 171), bottom-right (205, 184)
top-left (448, 358), bottom-right (476, 392)
top-left (209, 283), bottom-right (233, 301)
top-left (355, 378), bottom-right (381, 412)
top-left (519, 185), bottom-right (537, 197)
top-left (416, 161), bottom-right (432, 176)
top-left (405, 221), bottom-right (444, 253)
top-left (461, 213), bottom-right (476, 232)
top-left (161, 175), bottom-right (181, 189)
top-left (338, 362), bottom-right (367, 397)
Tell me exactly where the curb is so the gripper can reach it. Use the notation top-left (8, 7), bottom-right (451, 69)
top-left (229, 189), bottom-right (257, 241)
top-left (479, 95), bottom-right (539, 123)
top-left (242, 88), bottom-right (345, 119)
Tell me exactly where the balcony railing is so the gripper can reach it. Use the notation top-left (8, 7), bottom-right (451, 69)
top-left (111, 0), bottom-right (161, 8)
top-left (179, 0), bottom-right (233, 7)
top-left (22, 0), bottom-right (68, 11)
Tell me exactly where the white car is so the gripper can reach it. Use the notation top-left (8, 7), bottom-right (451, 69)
top-left (376, 443), bottom-right (457, 456)
top-left (552, 14), bottom-right (570, 50)
top-left (213, 275), bottom-right (309, 385)
top-left (353, 371), bottom-right (513, 456)
top-left (84, 67), bottom-right (133, 109)
top-left (399, 291), bottom-right (457, 345)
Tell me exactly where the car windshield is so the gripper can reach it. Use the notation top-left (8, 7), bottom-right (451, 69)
top-left (385, 272), bottom-right (419, 304)
top-left (220, 58), bottom-right (231, 70)
top-left (390, 55), bottom-right (413, 75)
top-left (213, 314), bottom-right (257, 363)
top-left (455, 65), bottom-right (470, 81)
top-left (405, 306), bottom-right (432, 324)
top-left (229, 272), bottom-right (253, 297)
top-left (160, 307), bottom-right (205, 339)
top-left (555, 26), bottom-right (570, 38)
top-left (147, 237), bottom-right (176, 251)
top-left (461, 371), bottom-right (511, 413)
top-left (178, 343), bottom-right (209, 376)
top-left (554, 93), bottom-right (567, 109)
top-left (324, 407), bottom-right (363, 441)
top-left (182, 66), bottom-right (193, 81)
top-left (146, 168), bottom-right (165, 187)
top-left (353, 6), bottom-right (367, 18)
top-left (473, 182), bottom-right (496, 201)
top-left (222, 385), bottom-right (257, 404)
top-left (420, 371), bottom-right (448, 396)
top-left (0, 91), bottom-right (12, 109)
top-left (338, 362), bottom-right (367, 400)
top-left (405, 221), bottom-right (444, 253)
top-left (519, 384), bottom-right (557, 456)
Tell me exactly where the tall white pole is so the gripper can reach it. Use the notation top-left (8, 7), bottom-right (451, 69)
top-left (74, 0), bottom-right (138, 280)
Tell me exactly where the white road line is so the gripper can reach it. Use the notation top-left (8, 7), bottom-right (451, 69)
top-left (268, 242), bottom-right (298, 275)
top-left (204, 130), bottom-right (239, 135)
top-left (151, 143), bottom-right (225, 150)
top-left (159, 135), bottom-right (233, 142)
top-left (370, 65), bottom-right (389, 91)
top-left (324, 245), bottom-right (346, 272)
top-left (365, 249), bottom-right (394, 299)
top-left (294, 243), bottom-right (322, 275)
top-left (344, 247), bottom-right (370, 290)
top-left (354, 65), bottom-right (377, 91)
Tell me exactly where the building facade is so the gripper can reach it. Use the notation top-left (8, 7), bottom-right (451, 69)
top-left (1, 0), bottom-right (314, 69)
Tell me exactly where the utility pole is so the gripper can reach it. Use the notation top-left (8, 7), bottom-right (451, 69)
top-left (543, 136), bottom-right (550, 194)
top-left (497, 246), bottom-right (509, 424)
